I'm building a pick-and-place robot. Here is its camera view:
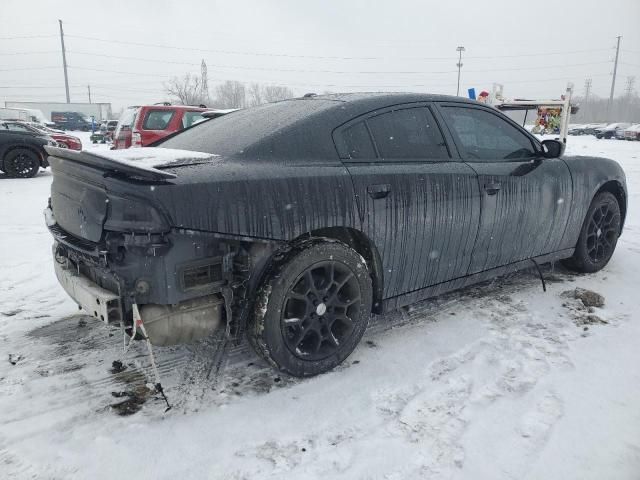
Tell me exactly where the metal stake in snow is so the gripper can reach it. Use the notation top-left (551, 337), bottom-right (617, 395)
top-left (117, 304), bottom-right (172, 412)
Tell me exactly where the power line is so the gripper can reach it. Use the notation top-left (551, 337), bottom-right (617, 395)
top-left (0, 34), bottom-right (57, 40)
top-left (63, 67), bottom-right (614, 90)
top-left (0, 66), bottom-right (60, 72)
top-left (64, 33), bottom-right (616, 62)
top-left (0, 51), bottom-right (58, 56)
top-left (65, 34), bottom-right (381, 60)
top-left (65, 50), bottom-right (612, 76)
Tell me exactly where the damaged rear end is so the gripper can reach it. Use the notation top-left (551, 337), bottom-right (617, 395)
top-left (45, 146), bottom-right (261, 346)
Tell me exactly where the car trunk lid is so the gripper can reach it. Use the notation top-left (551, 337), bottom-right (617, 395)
top-left (47, 146), bottom-right (218, 242)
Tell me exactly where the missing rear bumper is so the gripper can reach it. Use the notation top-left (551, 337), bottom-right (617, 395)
top-left (54, 260), bottom-right (122, 323)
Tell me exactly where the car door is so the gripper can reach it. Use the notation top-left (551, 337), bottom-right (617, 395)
top-left (335, 104), bottom-right (481, 299)
top-left (436, 102), bottom-right (573, 274)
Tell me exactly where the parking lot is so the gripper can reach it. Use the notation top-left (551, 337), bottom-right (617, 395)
top-left (0, 134), bottom-right (639, 479)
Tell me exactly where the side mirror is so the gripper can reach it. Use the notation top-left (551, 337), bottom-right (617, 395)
top-left (541, 139), bottom-right (564, 158)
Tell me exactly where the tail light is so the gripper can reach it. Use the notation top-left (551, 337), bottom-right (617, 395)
top-left (131, 131), bottom-right (142, 148)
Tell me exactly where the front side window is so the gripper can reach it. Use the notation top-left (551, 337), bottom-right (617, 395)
top-left (143, 110), bottom-right (175, 130)
top-left (366, 107), bottom-right (449, 159)
top-left (441, 106), bottom-right (536, 161)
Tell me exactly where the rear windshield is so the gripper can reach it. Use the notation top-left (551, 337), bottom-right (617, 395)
top-left (182, 111), bottom-right (205, 128)
top-left (118, 107), bottom-right (138, 128)
top-left (160, 99), bottom-right (339, 155)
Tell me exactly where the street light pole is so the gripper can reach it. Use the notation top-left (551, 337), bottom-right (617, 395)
top-left (456, 46), bottom-right (465, 96)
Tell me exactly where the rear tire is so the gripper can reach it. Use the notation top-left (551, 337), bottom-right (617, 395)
top-left (563, 192), bottom-right (621, 273)
top-left (248, 239), bottom-right (372, 377)
top-left (3, 149), bottom-right (40, 178)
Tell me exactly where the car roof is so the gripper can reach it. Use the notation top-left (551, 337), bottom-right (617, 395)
top-left (160, 92), bottom-right (482, 160)
top-left (136, 104), bottom-right (208, 110)
top-left (298, 91), bottom-right (475, 107)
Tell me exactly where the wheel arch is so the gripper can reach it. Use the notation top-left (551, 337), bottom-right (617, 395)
top-left (305, 226), bottom-right (384, 314)
top-left (596, 180), bottom-right (626, 232)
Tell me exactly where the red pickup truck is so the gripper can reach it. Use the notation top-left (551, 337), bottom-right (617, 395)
top-left (112, 104), bottom-right (208, 149)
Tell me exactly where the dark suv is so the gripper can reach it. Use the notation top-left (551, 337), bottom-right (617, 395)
top-left (45, 93), bottom-right (626, 377)
top-left (51, 112), bottom-right (93, 131)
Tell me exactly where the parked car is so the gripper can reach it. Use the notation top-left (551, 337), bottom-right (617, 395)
top-left (568, 124), bottom-right (586, 135)
top-left (0, 121), bottom-right (55, 177)
top-left (595, 123), bottom-right (631, 139)
top-left (0, 107), bottom-right (53, 127)
top-left (112, 104), bottom-right (209, 149)
top-left (583, 123), bottom-right (607, 135)
top-left (21, 122), bottom-right (82, 150)
top-left (51, 111), bottom-right (93, 131)
top-left (45, 93), bottom-right (627, 377)
top-left (623, 123), bottom-right (640, 140)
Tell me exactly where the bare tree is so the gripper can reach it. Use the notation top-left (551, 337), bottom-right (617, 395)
top-left (166, 73), bottom-right (296, 109)
top-left (164, 74), bottom-right (207, 106)
top-left (262, 85), bottom-right (295, 103)
top-left (214, 80), bottom-right (247, 108)
top-left (248, 83), bottom-right (263, 107)
top-left (572, 93), bottom-right (640, 123)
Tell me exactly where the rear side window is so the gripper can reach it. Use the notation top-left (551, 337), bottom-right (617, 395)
top-left (340, 121), bottom-right (376, 159)
top-left (441, 106), bottom-right (536, 161)
top-left (182, 111), bottom-right (205, 128)
top-left (367, 107), bottom-right (449, 159)
top-left (143, 110), bottom-right (175, 130)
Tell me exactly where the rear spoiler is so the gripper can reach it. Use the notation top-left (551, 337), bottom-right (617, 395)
top-left (45, 146), bottom-right (177, 181)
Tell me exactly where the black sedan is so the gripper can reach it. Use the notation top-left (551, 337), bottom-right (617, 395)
top-left (45, 93), bottom-right (626, 377)
top-left (1, 121), bottom-right (55, 177)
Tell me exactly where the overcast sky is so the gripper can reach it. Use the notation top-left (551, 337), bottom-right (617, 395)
top-left (1, 0), bottom-right (639, 112)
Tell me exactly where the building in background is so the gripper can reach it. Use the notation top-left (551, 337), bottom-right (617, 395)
top-left (4, 101), bottom-right (113, 122)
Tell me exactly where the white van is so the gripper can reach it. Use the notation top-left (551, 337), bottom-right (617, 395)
top-left (0, 107), bottom-right (53, 126)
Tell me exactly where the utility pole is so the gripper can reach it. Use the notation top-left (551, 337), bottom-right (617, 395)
top-left (58, 19), bottom-right (70, 103)
top-left (624, 76), bottom-right (636, 97)
top-left (87, 84), bottom-right (92, 103)
top-left (607, 35), bottom-right (621, 121)
top-left (200, 59), bottom-right (209, 103)
top-left (583, 78), bottom-right (592, 103)
top-left (456, 46), bottom-right (465, 96)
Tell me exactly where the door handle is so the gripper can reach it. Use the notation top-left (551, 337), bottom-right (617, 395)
top-left (484, 182), bottom-right (501, 195)
top-left (367, 183), bottom-right (392, 199)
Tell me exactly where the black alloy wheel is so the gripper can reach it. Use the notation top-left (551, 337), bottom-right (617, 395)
top-left (249, 240), bottom-right (372, 377)
top-left (281, 260), bottom-right (362, 361)
top-left (585, 201), bottom-right (619, 264)
top-left (563, 192), bottom-right (621, 273)
top-left (3, 149), bottom-right (40, 178)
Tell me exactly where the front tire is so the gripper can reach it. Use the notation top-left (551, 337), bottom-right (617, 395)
top-left (563, 192), bottom-right (621, 273)
top-left (3, 149), bottom-right (40, 178)
top-left (248, 239), bottom-right (372, 377)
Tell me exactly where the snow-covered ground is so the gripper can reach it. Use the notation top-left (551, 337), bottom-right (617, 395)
top-left (1, 133), bottom-right (639, 479)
